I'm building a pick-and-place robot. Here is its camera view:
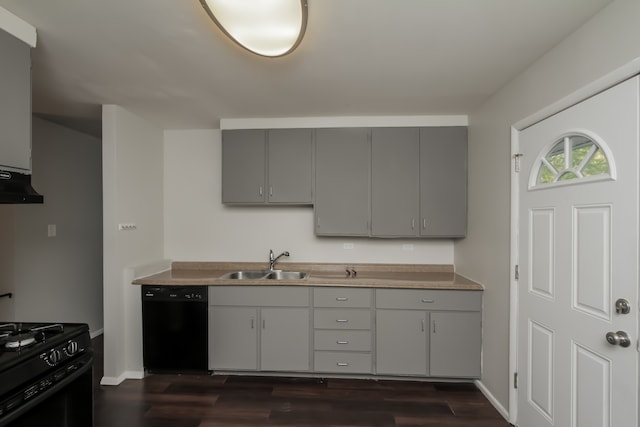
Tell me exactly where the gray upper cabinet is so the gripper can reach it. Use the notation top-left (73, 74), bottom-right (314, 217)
top-left (314, 128), bottom-right (370, 236)
top-left (0, 29), bottom-right (31, 172)
top-left (267, 129), bottom-right (313, 204)
top-left (222, 129), bottom-right (313, 204)
top-left (419, 127), bottom-right (468, 237)
top-left (371, 128), bottom-right (420, 237)
top-left (222, 129), bottom-right (266, 203)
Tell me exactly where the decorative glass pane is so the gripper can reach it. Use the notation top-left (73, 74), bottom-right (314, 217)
top-left (539, 164), bottom-right (555, 184)
top-left (583, 149), bottom-right (609, 177)
top-left (533, 134), bottom-right (611, 188)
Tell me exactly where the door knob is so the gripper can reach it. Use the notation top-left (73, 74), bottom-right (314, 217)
top-left (615, 298), bottom-right (631, 314)
top-left (605, 331), bottom-right (631, 347)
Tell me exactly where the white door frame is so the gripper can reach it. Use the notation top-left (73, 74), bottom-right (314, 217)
top-left (508, 57), bottom-right (640, 425)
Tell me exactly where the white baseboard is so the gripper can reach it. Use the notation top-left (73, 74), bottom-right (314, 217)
top-left (474, 379), bottom-right (510, 421)
top-left (99, 370), bottom-right (145, 386)
top-left (90, 328), bottom-right (104, 339)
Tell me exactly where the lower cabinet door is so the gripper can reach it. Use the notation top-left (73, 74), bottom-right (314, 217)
top-left (209, 307), bottom-right (258, 370)
top-left (429, 311), bottom-right (482, 378)
top-left (375, 310), bottom-right (429, 376)
top-left (260, 308), bottom-right (310, 372)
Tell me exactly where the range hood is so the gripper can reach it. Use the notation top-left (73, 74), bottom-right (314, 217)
top-left (0, 170), bottom-right (43, 204)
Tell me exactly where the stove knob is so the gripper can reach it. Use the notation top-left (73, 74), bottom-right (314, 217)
top-left (65, 341), bottom-right (79, 356)
top-left (47, 349), bottom-right (62, 365)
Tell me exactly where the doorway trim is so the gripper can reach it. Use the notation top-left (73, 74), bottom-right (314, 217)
top-left (508, 56), bottom-right (640, 425)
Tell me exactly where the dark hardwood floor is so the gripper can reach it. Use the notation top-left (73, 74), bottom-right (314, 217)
top-left (92, 335), bottom-right (510, 427)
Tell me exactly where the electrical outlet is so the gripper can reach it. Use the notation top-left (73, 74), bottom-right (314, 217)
top-left (402, 244), bottom-right (414, 251)
top-left (47, 224), bottom-right (56, 237)
top-left (343, 243), bottom-right (354, 250)
top-left (118, 223), bottom-right (137, 231)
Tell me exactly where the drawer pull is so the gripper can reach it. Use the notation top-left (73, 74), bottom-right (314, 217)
top-left (336, 297), bottom-right (349, 301)
top-left (337, 340), bottom-right (349, 345)
top-left (421, 299), bottom-right (434, 303)
top-left (337, 362), bottom-right (349, 367)
top-left (336, 319), bottom-right (349, 323)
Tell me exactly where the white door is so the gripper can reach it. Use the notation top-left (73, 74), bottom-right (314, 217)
top-left (517, 76), bottom-right (639, 427)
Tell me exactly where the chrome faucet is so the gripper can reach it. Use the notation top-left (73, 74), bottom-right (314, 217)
top-left (269, 249), bottom-right (289, 271)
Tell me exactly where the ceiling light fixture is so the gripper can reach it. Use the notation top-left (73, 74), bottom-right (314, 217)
top-left (199, 0), bottom-right (308, 58)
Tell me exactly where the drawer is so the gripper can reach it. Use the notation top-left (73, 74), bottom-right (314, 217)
top-left (314, 309), bottom-right (371, 330)
top-left (313, 288), bottom-right (372, 308)
top-left (375, 289), bottom-right (481, 311)
top-left (314, 330), bottom-right (372, 351)
top-left (314, 352), bottom-right (372, 374)
top-left (210, 286), bottom-right (310, 307)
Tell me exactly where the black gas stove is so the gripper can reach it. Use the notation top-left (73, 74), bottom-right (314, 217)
top-left (0, 322), bottom-right (93, 426)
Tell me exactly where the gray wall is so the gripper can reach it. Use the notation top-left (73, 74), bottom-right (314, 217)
top-left (457, 0), bottom-right (640, 413)
top-left (0, 116), bottom-right (103, 331)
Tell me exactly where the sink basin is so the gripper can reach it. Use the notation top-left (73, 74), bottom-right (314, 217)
top-left (219, 270), bottom-right (309, 281)
top-left (220, 270), bottom-right (271, 280)
top-left (264, 270), bottom-right (309, 280)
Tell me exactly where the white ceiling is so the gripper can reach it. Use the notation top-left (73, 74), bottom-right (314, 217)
top-left (0, 0), bottom-right (612, 137)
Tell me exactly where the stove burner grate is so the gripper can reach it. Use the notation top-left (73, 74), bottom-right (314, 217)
top-left (0, 323), bottom-right (64, 351)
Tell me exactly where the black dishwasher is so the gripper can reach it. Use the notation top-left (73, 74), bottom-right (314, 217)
top-left (141, 285), bottom-right (208, 373)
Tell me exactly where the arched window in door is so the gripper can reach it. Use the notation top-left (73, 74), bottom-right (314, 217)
top-left (529, 133), bottom-right (615, 190)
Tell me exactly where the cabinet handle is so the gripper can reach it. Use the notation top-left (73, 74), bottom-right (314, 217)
top-left (250, 318), bottom-right (255, 329)
top-left (337, 362), bottom-right (349, 367)
top-left (269, 186), bottom-right (273, 197)
top-left (262, 319), bottom-right (266, 329)
top-left (259, 186), bottom-right (263, 197)
top-left (423, 218), bottom-right (427, 229)
top-left (411, 218), bottom-right (415, 230)
top-left (337, 340), bottom-right (349, 345)
top-left (336, 319), bottom-right (349, 323)
top-left (421, 299), bottom-right (434, 303)
top-left (421, 319), bottom-right (425, 332)
top-left (336, 297), bottom-right (348, 301)
top-left (433, 320), bottom-right (436, 334)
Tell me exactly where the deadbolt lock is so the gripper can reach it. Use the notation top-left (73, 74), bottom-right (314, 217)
top-left (615, 298), bottom-right (631, 315)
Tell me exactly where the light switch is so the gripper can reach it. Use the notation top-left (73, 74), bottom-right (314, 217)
top-left (47, 224), bottom-right (56, 237)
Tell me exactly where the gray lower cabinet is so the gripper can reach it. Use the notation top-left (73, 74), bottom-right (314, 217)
top-left (209, 307), bottom-right (258, 370)
top-left (208, 286), bottom-right (311, 372)
top-left (260, 307), bottom-right (310, 371)
top-left (375, 309), bottom-right (428, 376)
top-left (429, 311), bottom-right (481, 377)
top-left (208, 286), bottom-right (481, 379)
top-left (375, 289), bottom-right (481, 378)
top-left (222, 129), bottom-right (313, 204)
top-left (0, 29), bottom-right (31, 172)
top-left (314, 128), bottom-right (370, 236)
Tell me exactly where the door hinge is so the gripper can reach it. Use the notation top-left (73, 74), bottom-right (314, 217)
top-left (515, 265), bottom-right (519, 280)
top-left (514, 372), bottom-right (518, 389)
top-left (513, 153), bottom-right (523, 173)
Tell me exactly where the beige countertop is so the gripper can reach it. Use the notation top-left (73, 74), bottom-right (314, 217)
top-left (132, 262), bottom-right (483, 291)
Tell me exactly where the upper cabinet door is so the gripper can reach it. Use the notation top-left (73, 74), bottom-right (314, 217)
top-left (222, 129), bottom-right (266, 203)
top-left (371, 128), bottom-right (420, 237)
top-left (0, 29), bottom-right (31, 172)
top-left (315, 128), bottom-right (370, 236)
top-left (419, 127), bottom-right (468, 237)
top-left (267, 129), bottom-right (313, 204)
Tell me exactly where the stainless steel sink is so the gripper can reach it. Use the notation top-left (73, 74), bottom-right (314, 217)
top-left (263, 270), bottom-right (309, 280)
top-left (219, 270), bottom-right (309, 280)
top-left (219, 270), bottom-right (271, 280)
